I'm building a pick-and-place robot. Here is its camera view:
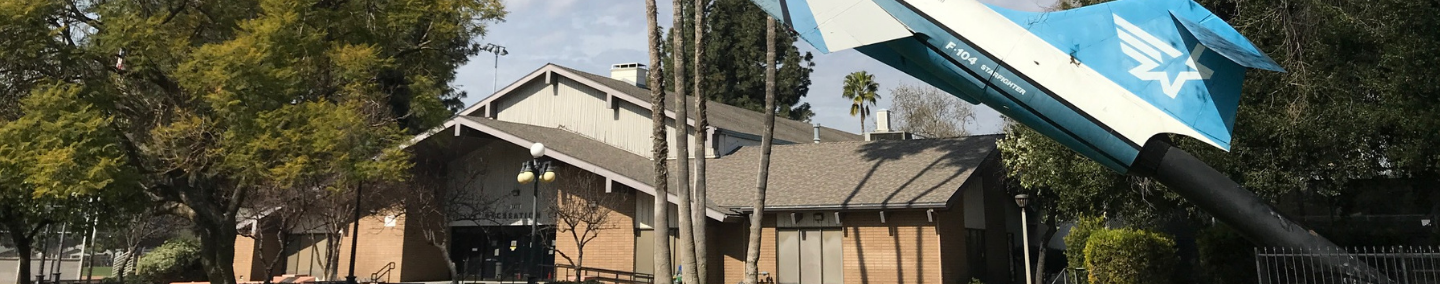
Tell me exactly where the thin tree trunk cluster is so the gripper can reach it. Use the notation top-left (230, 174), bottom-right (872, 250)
top-left (690, 0), bottom-right (710, 282)
top-left (645, 1), bottom-right (673, 283)
top-left (743, 16), bottom-right (779, 284)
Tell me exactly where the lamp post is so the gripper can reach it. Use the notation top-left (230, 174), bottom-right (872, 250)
top-left (345, 181), bottom-right (364, 284)
top-left (479, 43), bottom-right (509, 93)
top-left (1015, 194), bottom-right (1033, 284)
top-left (517, 143), bottom-right (556, 284)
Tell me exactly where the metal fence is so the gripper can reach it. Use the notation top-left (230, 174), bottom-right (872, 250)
top-left (1255, 246), bottom-right (1440, 284)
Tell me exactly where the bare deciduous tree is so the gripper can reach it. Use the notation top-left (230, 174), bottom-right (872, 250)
top-left (395, 144), bottom-right (510, 284)
top-left (239, 183), bottom-right (327, 283)
top-left (107, 208), bottom-right (187, 282)
top-left (547, 170), bottom-right (617, 281)
top-left (890, 84), bottom-right (976, 138)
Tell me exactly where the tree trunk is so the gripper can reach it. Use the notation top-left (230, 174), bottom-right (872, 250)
top-left (196, 217), bottom-right (240, 284)
top-left (672, 2), bottom-right (701, 284)
top-left (646, 0), bottom-right (674, 283)
top-left (575, 246), bottom-right (585, 281)
top-left (1033, 221), bottom-right (1056, 284)
top-left (690, 1), bottom-right (708, 283)
top-left (442, 247), bottom-right (458, 284)
top-left (115, 246), bottom-right (136, 282)
top-left (860, 113), bottom-right (866, 134)
top-left (10, 230), bottom-right (34, 284)
top-left (744, 16), bottom-right (779, 284)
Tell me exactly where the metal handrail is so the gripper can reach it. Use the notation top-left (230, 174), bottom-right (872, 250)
top-left (550, 264), bottom-right (655, 284)
top-left (370, 262), bottom-right (396, 283)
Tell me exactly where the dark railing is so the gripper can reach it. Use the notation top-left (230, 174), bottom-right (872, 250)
top-left (1054, 268), bottom-right (1087, 284)
top-left (370, 262), bottom-right (396, 283)
top-left (549, 264), bottom-right (655, 284)
top-left (1256, 246), bottom-right (1440, 284)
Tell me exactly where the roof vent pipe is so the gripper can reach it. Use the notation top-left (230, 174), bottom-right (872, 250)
top-left (813, 123), bottom-right (821, 143)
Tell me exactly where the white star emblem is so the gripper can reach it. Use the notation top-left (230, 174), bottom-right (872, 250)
top-left (1114, 14), bottom-right (1213, 98)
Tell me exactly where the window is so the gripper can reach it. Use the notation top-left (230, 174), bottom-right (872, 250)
top-left (776, 228), bottom-right (843, 284)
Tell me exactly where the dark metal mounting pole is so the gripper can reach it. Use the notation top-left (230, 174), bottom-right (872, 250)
top-left (526, 160), bottom-right (541, 284)
top-left (1133, 139), bottom-right (1391, 282)
top-left (346, 181), bottom-right (364, 284)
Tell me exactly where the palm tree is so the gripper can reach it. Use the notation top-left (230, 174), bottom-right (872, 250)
top-left (645, 0), bottom-right (673, 283)
top-left (690, 0), bottom-right (710, 283)
top-left (842, 71), bottom-right (881, 133)
top-left (670, 2), bottom-right (701, 284)
top-left (744, 15), bottom-right (778, 284)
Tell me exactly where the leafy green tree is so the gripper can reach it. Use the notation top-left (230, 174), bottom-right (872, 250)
top-left (841, 71), bottom-right (880, 133)
top-left (660, 0), bottom-right (817, 121)
top-left (0, 83), bottom-right (138, 284)
top-left (0, 0), bottom-right (506, 283)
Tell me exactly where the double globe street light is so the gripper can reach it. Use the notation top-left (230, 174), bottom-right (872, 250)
top-left (516, 143), bottom-right (555, 284)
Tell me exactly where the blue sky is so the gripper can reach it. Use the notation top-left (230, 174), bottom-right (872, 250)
top-left (455, 0), bottom-right (1060, 135)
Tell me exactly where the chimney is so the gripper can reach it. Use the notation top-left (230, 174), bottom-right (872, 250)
top-left (813, 123), bottom-right (821, 143)
top-left (864, 109), bottom-right (913, 141)
top-left (610, 63), bottom-right (648, 88)
top-left (875, 109), bottom-right (892, 132)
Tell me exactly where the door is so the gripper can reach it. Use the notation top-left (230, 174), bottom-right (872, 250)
top-left (776, 228), bottom-right (843, 284)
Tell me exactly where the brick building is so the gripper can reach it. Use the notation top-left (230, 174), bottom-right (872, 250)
top-left (231, 63), bottom-right (1029, 284)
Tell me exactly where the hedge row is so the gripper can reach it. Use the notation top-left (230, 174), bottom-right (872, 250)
top-left (1082, 228), bottom-right (1178, 284)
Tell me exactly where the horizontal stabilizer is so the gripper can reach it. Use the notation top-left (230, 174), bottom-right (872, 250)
top-left (752, 0), bottom-right (913, 53)
top-left (1170, 12), bottom-right (1284, 72)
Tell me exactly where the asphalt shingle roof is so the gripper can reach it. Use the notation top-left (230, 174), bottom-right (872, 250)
top-left (701, 135), bottom-right (1001, 210)
top-left (550, 64), bottom-right (859, 144)
top-left (457, 116), bottom-right (733, 213)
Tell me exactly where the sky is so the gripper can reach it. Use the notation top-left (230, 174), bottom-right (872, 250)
top-left (455, 0), bottom-right (1060, 135)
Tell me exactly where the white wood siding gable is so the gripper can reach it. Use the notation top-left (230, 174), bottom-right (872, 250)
top-left (462, 65), bottom-right (708, 159)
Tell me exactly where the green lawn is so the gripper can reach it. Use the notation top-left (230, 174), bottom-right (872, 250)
top-left (85, 267), bottom-right (112, 278)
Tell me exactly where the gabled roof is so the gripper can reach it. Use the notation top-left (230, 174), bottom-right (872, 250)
top-left (438, 116), bottom-right (730, 219)
top-left (702, 135), bottom-right (1002, 210)
top-left (461, 63), bottom-right (859, 144)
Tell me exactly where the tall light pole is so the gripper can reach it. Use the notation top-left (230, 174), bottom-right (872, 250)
top-left (345, 181), bottom-right (364, 284)
top-left (1015, 194), bottom-right (1033, 284)
top-left (479, 43), bottom-right (509, 93)
top-left (516, 143), bottom-right (555, 284)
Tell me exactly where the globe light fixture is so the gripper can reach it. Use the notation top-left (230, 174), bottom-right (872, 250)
top-left (530, 143), bottom-right (546, 158)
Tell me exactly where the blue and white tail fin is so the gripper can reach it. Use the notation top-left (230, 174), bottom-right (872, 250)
top-left (749, 0), bottom-right (1281, 172)
top-left (983, 0), bottom-right (1282, 150)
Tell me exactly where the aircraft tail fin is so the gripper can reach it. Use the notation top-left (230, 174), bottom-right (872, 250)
top-left (981, 0), bottom-right (1282, 150)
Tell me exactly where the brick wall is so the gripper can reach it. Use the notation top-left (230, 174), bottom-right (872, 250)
top-left (233, 234), bottom-right (259, 281)
top-left (841, 211), bottom-right (944, 284)
top-left (402, 207), bottom-right (453, 281)
top-left (334, 214), bottom-right (410, 282)
top-left (936, 207), bottom-right (970, 284)
top-left (713, 216), bottom-right (777, 284)
top-left (233, 221), bottom-right (287, 282)
top-left (551, 179), bottom-right (638, 279)
top-left (706, 211), bottom-right (963, 284)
